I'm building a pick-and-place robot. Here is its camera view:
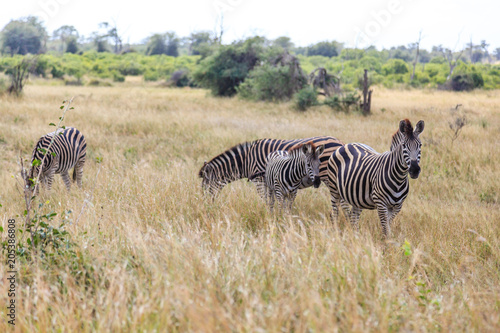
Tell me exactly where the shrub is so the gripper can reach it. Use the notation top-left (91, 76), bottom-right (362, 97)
top-left (382, 59), bottom-right (409, 75)
top-left (112, 71), bottom-right (125, 82)
top-left (143, 70), bottom-right (159, 81)
top-left (192, 38), bottom-right (264, 96)
top-left (239, 64), bottom-right (307, 102)
top-left (450, 73), bottom-right (484, 91)
top-left (294, 86), bottom-right (318, 111)
top-left (324, 92), bottom-right (360, 112)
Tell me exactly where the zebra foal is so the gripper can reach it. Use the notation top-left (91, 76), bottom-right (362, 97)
top-left (327, 119), bottom-right (424, 236)
top-left (251, 142), bottom-right (325, 213)
top-left (27, 127), bottom-right (87, 192)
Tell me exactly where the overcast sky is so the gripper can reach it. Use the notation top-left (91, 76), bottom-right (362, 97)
top-left (1, 0), bottom-right (497, 51)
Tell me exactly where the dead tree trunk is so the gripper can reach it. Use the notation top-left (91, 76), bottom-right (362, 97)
top-left (361, 69), bottom-right (372, 114)
top-left (411, 31), bottom-right (422, 81)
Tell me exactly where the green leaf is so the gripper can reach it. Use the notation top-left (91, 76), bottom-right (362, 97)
top-left (0, 226), bottom-right (3, 232)
top-left (49, 123), bottom-right (56, 126)
top-left (32, 159), bottom-right (41, 167)
top-left (51, 152), bottom-right (56, 157)
top-left (60, 106), bottom-right (64, 109)
top-left (37, 148), bottom-right (47, 154)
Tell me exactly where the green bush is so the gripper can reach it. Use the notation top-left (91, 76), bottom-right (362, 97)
top-left (238, 63), bottom-right (307, 102)
top-left (323, 92), bottom-right (360, 112)
top-left (382, 59), bottom-right (409, 75)
top-left (450, 73), bottom-right (484, 91)
top-left (112, 71), bottom-right (125, 82)
top-left (192, 38), bottom-right (264, 96)
top-left (143, 70), bottom-right (159, 81)
top-left (294, 87), bottom-right (318, 111)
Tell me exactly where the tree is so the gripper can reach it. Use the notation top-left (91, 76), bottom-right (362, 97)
top-left (189, 31), bottom-right (213, 56)
top-left (410, 31), bottom-right (422, 81)
top-left (273, 37), bottom-right (294, 50)
top-left (307, 41), bottom-right (342, 57)
top-left (146, 32), bottom-right (179, 56)
top-left (436, 45), bottom-right (465, 80)
top-left (192, 37), bottom-right (264, 96)
top-left (1, 16), bottom-right (47, 55)
top-left (65, 36), bottom-right (78, 54)
top-left (53, 25), bottom-right (78, 53)
top-left (99, 21), bottom-right (122, 54)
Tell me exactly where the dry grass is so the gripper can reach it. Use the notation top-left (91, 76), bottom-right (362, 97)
top-left (0, 83), bottom-right (499, 332)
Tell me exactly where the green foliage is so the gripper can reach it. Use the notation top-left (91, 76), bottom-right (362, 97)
top-left (450, 73), bottom-right (484, 91)
top-left (323, 92), bottom-right (360, 112)
top-left (383, 59), bottom-right (409, 75)
top-left (238, 62), bottom-right (307, 102)
top-left (307, 41), bottom-right (341, 57)
top-left (192, 38), bottom-right (264, 96)
top-left (1, 16), bottom-right (47, 55)
top-left (293, 86), bottom-right (318, 111)
top-left (146, 32), bottom-right (179, 56)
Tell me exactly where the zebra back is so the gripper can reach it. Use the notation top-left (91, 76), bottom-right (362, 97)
top-left (29, 127), bottom-right (87, 180)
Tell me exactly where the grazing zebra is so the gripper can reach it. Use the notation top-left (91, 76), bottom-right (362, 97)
top-left (254, 142), bottom-right (325, 212)
top-left (327, 119), bottom-right (424, 236)
top-left (198, 136), bottom-right (343, 197)
top-left (28, 127), bottom-right (86, 192)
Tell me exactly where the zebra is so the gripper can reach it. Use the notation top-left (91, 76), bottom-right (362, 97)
top-left (198, 136), bottom-right (344, 197)
top-left (27, 127), bottom-right (87, 192)
top-left (252, 142), bottom-right (325, 212)
top-left (327, 119), bottom-right (424, 236)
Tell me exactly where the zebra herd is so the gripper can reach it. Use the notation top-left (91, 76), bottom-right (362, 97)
top-left (27, 119), bottom-right (424, 237)
top-left (199, 119), bottom-right (425, 236)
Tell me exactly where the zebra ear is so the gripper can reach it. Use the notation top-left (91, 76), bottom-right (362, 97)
top-left (414, 120), bottom-right (425, 136)
top-left (399, 120), bottom-right (407, 134)
top-left (316, 145), bottom-right (325, 156)
top-left (302, 144), bottom-right (311, 154)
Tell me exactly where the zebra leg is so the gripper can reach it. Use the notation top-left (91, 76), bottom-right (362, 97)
top-left (45, 164), bottom-right (58, 191)
top-left (376, 204), bottom-right (390, 237)
top-left (340, 199), bottom-right (351, 221)
top-left (349, 206), bottom-right (362, 231)
top-left (328, 186), bottom-right (341, 225)
top-left (286, 190), bottom-right (297, 214)
top-left (268, 187), bottom-right (275, 213)
top-left (74, 159), bottom-right (85, 188)
top-left (61, 171), bottom-right (72, 191)
top-left (387, 204), bottom-right (403, 231)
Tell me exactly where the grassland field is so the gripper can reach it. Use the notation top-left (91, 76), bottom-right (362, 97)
top-left (0, 79), bottom-right (499, 332)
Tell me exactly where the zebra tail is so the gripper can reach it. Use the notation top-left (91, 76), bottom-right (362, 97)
top-left (72, 168), bottom-right (77, 182)
top-left (249, 172), bottom-right (265, 181)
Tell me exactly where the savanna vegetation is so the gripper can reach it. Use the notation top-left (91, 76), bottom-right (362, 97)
top-left (0, 81), bottom-right (499, 331)
top-left (1, 14), bottom-right (500, 333)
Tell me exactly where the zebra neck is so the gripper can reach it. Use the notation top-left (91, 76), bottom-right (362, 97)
top-left (389, 144), bottom-right (409, 182)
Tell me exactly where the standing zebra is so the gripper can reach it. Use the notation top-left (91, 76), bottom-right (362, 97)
top-left (327, 119), bottom-right (424, 236)
top-left (198, 136), bottom-right (343, 197)
top-left (254, 142), bottom-right (325, 212)
top-left (27, 127), bottom-right (86, 192)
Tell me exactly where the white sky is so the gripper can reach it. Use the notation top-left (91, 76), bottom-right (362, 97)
top-left (1, 0), bottom-right (498, 51)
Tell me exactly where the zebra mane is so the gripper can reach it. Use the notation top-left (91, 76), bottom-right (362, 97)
top-left (198, 141), bottom-right (252, 178)
top-left (288, 140), bottom-right (316, 153)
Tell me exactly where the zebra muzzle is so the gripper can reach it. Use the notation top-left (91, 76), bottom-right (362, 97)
top-left (313, 176), bottom-right (321, 188)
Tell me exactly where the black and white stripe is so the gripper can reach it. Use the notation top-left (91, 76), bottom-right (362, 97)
top-left (327, 119), bottom-right (424, 236)
top-left (261, 143), bottom-right (325, 212)
top-left (199, 136), bottom-right (343, 197)
top-left (28, 127), bottom-right (87, 192)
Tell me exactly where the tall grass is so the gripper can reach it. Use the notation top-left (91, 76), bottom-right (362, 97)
top-left (0, 84), bottom-right (499, 331)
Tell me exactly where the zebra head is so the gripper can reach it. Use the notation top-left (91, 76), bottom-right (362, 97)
top-left (397, 119), bottom-right (425, 179)
top-left (301, 142), bottom-right (325, 188)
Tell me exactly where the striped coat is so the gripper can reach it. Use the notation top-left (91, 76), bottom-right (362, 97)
top-left (327, 119), bottom-right (424, 236)
top-left (28, 127), bottom-right (87, 192)
top-left (199, 136), bottom-right (343, 196)
top-left (260, 142), bottom-right (325, 212)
